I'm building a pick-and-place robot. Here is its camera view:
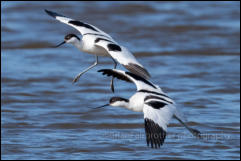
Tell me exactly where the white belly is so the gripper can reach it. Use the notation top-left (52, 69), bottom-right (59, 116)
top-left (83, 46), bottom-right (109, 57)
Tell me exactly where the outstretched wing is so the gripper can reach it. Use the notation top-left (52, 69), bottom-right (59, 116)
top-left (45, 10), bottom-right (111, 38)
top-left (98, 69), bottom-right (156, 91)
top-left (95, 40), bottom-right (150, 80)
top-left (143, 100), bottom-right (176, 148)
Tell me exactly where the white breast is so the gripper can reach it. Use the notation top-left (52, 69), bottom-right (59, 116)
top-left (81, 35), bottom-right (110, 56)
top-left (128, 92), bottom-right (147, 112)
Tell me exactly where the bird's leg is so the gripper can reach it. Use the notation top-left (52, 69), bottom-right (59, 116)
top-left (110, 59), bottom-right (117, 93)
top-left (173, 115), bottom-right (201, 138)
top-left (72, 56), bottom-right (98, 83)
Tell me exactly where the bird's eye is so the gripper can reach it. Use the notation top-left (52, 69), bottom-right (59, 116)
top-left (109, 98), bottom-right (116, 103)
top-left (65, 35), bottom-right (72, 40)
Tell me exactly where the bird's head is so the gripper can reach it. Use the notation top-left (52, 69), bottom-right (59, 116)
top-left (94, 97), bottom-right (129, 109)
top-left (109, 97), bottom-right (129, 107)
top-left (55, 34), bottom-right (80, 47)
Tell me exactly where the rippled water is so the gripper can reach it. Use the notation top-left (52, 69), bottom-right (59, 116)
top-left (1, 1), bottom-right (240, 160)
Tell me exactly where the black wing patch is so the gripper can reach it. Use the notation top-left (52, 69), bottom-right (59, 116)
top-left (144, 95), bottom-right (173, 104)
top-left (145, 101), bottom-right (167, 109)
top-left (68, 20), bottom-right (99, 32)
top-left (98, 69), bottom-right (132, 83)
top-left (45, 9), bottom-right (66, 19)
top-left (107, 44), bottom-right (122, 51)
top-left (138, 89), bottom-right (171, 99)
top-left (144, 118), bottom-right (166, 148)
top-left (95, 38), bottom-right (113, 43)
top-left (125, 71), bottom-right (156, 89)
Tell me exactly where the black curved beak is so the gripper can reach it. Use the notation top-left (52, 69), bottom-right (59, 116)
top-left (93, 104), bottom-right (109, 109)
top-left (54, 41), bottom-right (65, 48)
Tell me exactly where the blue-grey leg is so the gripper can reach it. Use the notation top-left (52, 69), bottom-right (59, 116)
top-left (73, 55), bottom-right (98, 83)
top-left (173, 115), bottom-right (201, 138)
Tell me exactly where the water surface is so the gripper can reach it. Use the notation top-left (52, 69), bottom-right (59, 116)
top-left (1, 1), bottom-right (240, 160)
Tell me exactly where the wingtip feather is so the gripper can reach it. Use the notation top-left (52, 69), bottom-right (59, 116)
top-left (124, 63), bottom-right (151, 80)
top-left (45, 9), bottom-right (55, 18)
top-left (44, 9), bottom-right (65, 18)
top-left (144, 118), bottom-right (166, 148)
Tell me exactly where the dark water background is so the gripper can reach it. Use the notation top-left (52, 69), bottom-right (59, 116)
top-left (1, 1), bottom-right (240, 160)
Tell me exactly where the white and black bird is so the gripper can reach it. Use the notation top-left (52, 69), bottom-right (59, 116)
top-left (96, 69), bottom-right (201, 148)
top-left (45, 10), bottom-right (150, 92)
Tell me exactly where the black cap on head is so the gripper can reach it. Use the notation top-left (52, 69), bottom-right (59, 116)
top-left (64, 34), bottom-right (80, 41)
top-left (109, 97), bottom-right (129, 104)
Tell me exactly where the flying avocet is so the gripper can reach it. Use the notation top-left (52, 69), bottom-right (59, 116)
top-left (96, 69), bottom-right (201, 148)
top-left (45, 10), bottom-right (150, 92)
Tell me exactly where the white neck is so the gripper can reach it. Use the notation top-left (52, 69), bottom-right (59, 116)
top-left (112, 101), bottom-right (133, 111)
top-left (121, 102), bottom-right (131, 110)
top-left (72, 40), bottom-right (83, 51)
top-left (120, 101), bottom-right (142, 112)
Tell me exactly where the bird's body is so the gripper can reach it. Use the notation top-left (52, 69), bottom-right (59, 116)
top-left (97, 69), bottom-right (201, 148)
top-left (45, 10), bottom-right (150, 92)
top-left (127, 92), bottom-right (146, 112)
top-left (80, 34), bottom-right (113, 56)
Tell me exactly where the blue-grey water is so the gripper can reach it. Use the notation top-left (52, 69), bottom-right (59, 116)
top-left (1, 1), bottom-right (240, 160)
